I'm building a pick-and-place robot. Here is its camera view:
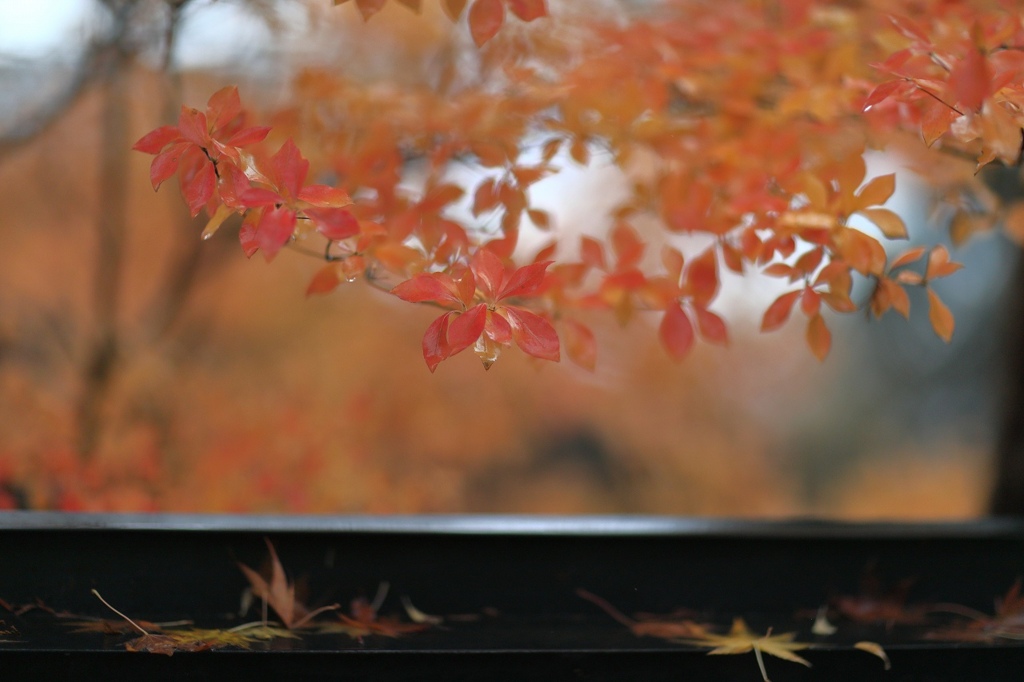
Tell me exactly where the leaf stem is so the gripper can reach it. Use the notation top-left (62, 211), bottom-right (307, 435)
top-left (91, 589), bottom-right (149, 636)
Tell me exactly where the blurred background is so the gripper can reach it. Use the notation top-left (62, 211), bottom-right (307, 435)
top-left (0, 0), bottom-right (1012, 517)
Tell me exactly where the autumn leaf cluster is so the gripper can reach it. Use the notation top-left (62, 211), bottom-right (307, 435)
top-left (133, 0), bottom-right (1024, 372)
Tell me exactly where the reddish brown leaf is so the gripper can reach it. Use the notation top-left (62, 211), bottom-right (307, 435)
top-left (563, 319), bottom-right (597, 371)
top-left (806, 314), bottom-right (831, 361)
top-left (468, 0), bottom-right (504, 47)
top-left (442, 0), bottom-right (467, 20)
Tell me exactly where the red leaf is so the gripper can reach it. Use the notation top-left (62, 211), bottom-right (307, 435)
top-left (761, 290), bottom-right (801, 332)
top-left (950, 46), bottom-right (991, 112)
top-left (611, 223), bottom-right (644, 270)
top-left (206, 86), bottom-right (242, 132)
top-left (149, 143), bottom-right (186, 190)
top-left (471, 249), bottom-right (507, 300)
top-left (468, 0), bottom-right (504, 46)
top-left (256, 207), bottom-right (297, 262)
top-left (239, 214), bottom-right (260, 258)
top-left (686, 248), bottom-right (719, 308)
top-left (239, 187), bottom-right (284, 208)
top-left (133, 125), bottom-right (182, 154)
top-left (183, 159), bottom-right (216, 217)
top-left (270, 139), bottom-right (309, 200)
top-left (504, 306), bottom-right (560, 361)
top-left (448, 303), bottom-right (488, 354)
top-left (225, 126), bottom-right (272, 147)
top-left (423, 312), bottom-right (455, 372)
top-left (306, 264), bottom-right (341, 296)
top-left (659, 302), bottom-right (694, 361)
top-left (498, 261), bottom-right (551, 301)
top-left (508, 0), bottom-right (546, 22)
top-left (177, 107), bottom-right (208, 147)
top-left (307, 208), bottom-right (359, 241)
top-left (694, 306), bottom-right (728, 345)
top-left (485, 309), bottom-right (513, 344)
top-left (392, 274), bottom-right (463, 306)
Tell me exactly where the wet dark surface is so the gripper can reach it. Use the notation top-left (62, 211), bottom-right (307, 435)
top-left (0, 514), bottom-right (1022, 679)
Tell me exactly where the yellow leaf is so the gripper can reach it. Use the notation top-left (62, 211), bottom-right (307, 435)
top-left (201, 204), bottom-right (234, 241)
top-left (686, 618), bottom-right (811, 682)
top-left (854, 641), bottom-right (891, 670)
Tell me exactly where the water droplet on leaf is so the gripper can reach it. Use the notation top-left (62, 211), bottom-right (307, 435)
top-left (474, 337), bottom-right (500, 369)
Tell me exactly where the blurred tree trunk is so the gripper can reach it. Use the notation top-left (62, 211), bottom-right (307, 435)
top-left (991, 252), bottom-right (1024, 514)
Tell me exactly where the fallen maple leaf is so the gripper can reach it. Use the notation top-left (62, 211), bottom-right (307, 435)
top-left (320, 582), bottom-right (429, 641)
top-left (237, 538), bottom-right (339, 629)
top-left (685, 618), bottom-right (811, 682)
top-left (576, 589), bottom-right (704, 640)
top-left (927, 579), bottom-right (1024, 642)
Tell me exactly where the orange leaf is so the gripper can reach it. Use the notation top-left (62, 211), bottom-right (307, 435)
top-left (660, 303), bottom-right (694, 361)
top-left (927, 288), bottom-right (955, 342)
top-left (890, 246), bottom-right (927, 269)
top-left (468, 0), bottom-right (504, 47)
top-left (306, 264), bottom-right (341, 297)
top-left (858, 208), bottom-right (907, 239)
top-left (806, 314), bottom-right (831, 360)
top-left (800, 289), bottom-right (821, 317)
top-left (853, 173), bottom-right (896, 211)
top-left (761, 290), bottom-right (801, 332)
top-left (926, 245), bottom-right (963, 280)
